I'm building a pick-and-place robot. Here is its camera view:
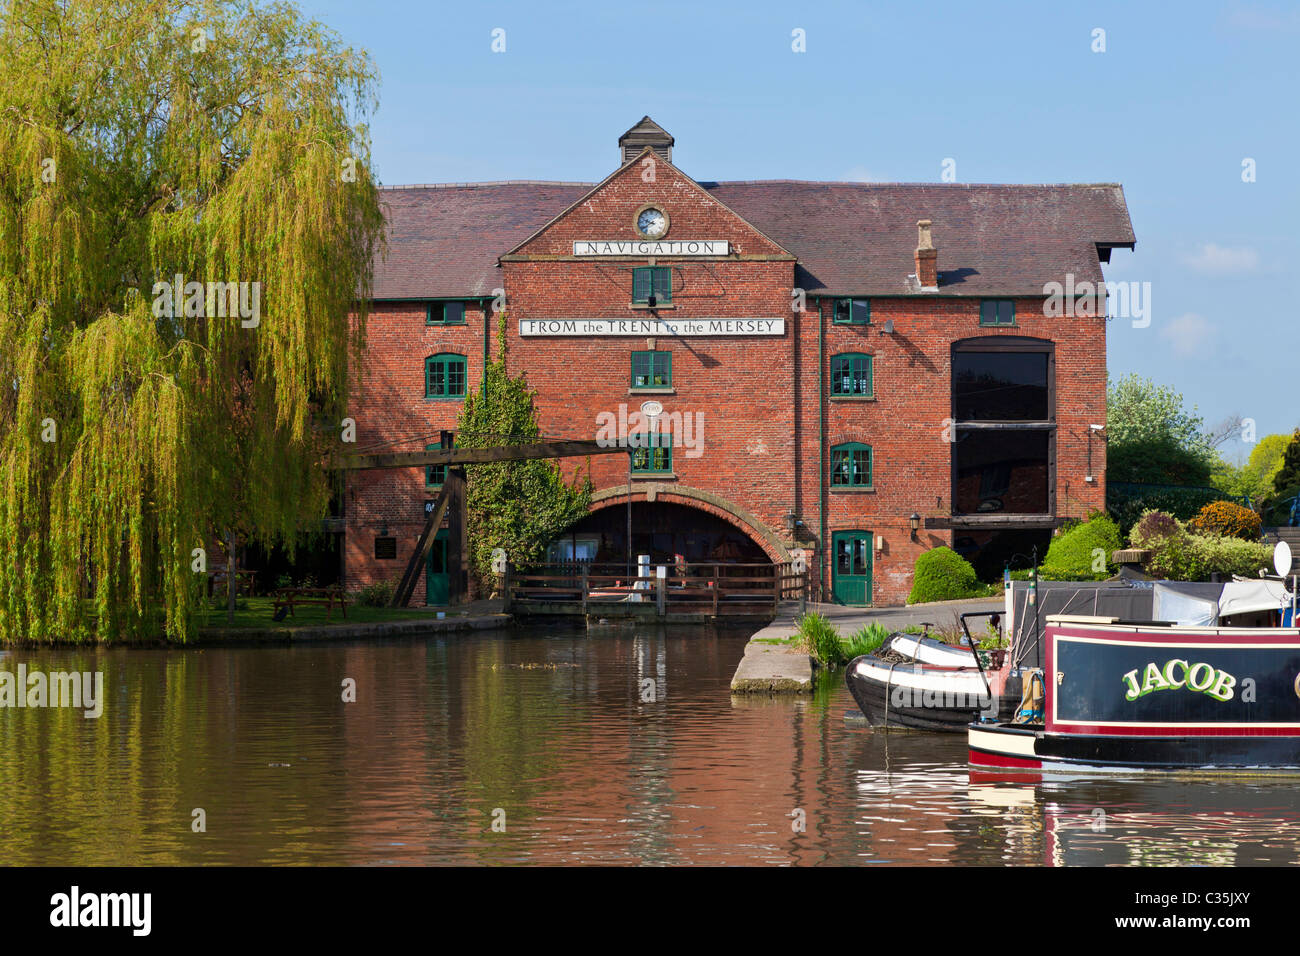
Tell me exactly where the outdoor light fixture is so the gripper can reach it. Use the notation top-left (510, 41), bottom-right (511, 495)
top-left (878, 319), bottom-right (896, 335)
top-left (647, 294), bottom-right (657, 308)
top-left (785, 510), bottom-right (797, 531)
top-left (909, 512), bottom-right (921, 540)
top-left (379, 522), bottom-right (388, 536)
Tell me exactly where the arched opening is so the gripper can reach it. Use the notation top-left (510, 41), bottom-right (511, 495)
top-left (545, 501), bottom-right (771, 566)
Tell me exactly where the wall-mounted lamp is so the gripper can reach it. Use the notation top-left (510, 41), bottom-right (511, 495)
top-left (379, 522), bottom-right (388, 537)
top-left (875, 535), bottom-right (885, 552)
top-left (909, 512), bottom-right (921, 540)
top-left (785, 510), bottom-right (797, 532)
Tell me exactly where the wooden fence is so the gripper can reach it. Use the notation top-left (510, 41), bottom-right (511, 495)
top-left (503, 561), bottom-right (808, 619)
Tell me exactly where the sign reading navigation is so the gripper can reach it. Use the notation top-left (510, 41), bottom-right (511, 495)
top-left (573, 240), bottom-right (729, 256)
top-left (519, 317), bottom-right (784, 337)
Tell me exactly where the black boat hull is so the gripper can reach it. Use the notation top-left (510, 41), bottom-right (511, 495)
top-left (846, 654), bottom-right (1021, 731)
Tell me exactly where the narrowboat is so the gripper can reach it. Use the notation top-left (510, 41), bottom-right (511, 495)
top-left (969, 614), bottom-right (1300, 772)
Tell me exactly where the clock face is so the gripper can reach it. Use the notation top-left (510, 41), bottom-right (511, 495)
top-left (636, 207), bottom-right (668, 239)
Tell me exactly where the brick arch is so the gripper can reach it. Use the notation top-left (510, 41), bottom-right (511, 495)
top-left (587, 484), bottom-right (790, 562)
top-left (829, 430), bottom-right (874, 448)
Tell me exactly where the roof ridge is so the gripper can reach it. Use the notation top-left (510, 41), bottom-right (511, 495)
top-left (379, 180), bottom-right (596, 190)
top-left (702, 179), bottom-right (1125, 188)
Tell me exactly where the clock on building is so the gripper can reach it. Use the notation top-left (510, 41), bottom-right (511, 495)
top-left (635, 205), bottom-right (669, 239)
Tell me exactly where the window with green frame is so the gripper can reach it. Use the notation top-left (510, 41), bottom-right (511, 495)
top-left (631, 431), bottom-right (673, 474)
top-left (632, 266), bottom-right (672, 305)
top-left (831, 443), bottom-right (872, 487)
top-left (425, 442), bottom-right (448, 488)
top-left (833, 298), bottom-right (870, 325)
top-left (426, 301), bottom-right (466, 326)
top-left (425, 353), bottom-right (467, 399)
top-left (830, 353), bottom-right (873, 396)
top-left (979, 299), bottom-right (1015, 326)
top-left (631, 350), bottom-right (672, 389)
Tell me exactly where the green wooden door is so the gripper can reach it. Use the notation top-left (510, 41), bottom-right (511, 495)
top-left (832, 531), bottom-right (873, 605)
top-left (426, 529), bottom-right (450, 606)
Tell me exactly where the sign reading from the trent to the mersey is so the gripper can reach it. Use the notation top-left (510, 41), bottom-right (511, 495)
top-left (520, 317), bottom-right (784, 337)
top-left (573, 240), bottom-right (729, 256)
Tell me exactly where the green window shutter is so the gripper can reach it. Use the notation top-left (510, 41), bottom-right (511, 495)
top-left (831, 443), bottom-right (872, 487)
top-left (830, 353), bottom-right (873, 396)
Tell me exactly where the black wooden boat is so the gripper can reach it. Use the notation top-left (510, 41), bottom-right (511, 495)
top-left (845, 623), bottom-right (1022, 731)
top-left (969, 616), bottom-right (1300, 772)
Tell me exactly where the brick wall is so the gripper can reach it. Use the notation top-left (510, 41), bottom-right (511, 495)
top-left (346, 159), bottom-right (1108, 607)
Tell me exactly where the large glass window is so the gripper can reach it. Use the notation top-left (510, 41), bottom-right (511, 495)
top-left (953, 430), bottom-right (1051, 514)
top-left (953, 351), bottom-right (1049, 421)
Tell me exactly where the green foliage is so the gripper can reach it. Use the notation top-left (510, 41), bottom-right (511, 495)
top-left (1145, 530), bottom-right (1271, 581)
top-left (1107, 482), bottom-right (1231, 533)
top-left (1129, 510), bottom-right (1180, 549)
top-left (457, 313), bottom-right (592, 587)
top-left (0, 1), bottom-right (384, 642)
top-left (794, 612), bottom-right (846, 666)
top-left (908, 547), bottom-right (980, 604)
top-left (842, 622), bottom-right (891, 659)
top-left (1273, 430), bottom-right (1300, 495)
top-left (1211, 433), bottom-right (1289, 505)
top-left (1187, 500), bottom-right (1261, 540)
top-left (1041, 513), bottom-right (1121, 580)
top-left (354, 578), bottom-right (396, 607)
top-left (1106, 375), bottom-right (1216, 485)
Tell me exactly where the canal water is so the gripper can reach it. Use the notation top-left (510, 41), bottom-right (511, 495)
top-left (2, 626), bottom-right (1298, 866)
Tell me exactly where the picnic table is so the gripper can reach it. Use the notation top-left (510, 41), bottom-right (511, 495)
top-left (271, 587), bottom-right (349, 622)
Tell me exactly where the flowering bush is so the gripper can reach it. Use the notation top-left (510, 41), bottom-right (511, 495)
top-left (1144, 528), bottom-right (1272, 580)
top-left (1187, 500), bottom-right (1261, 541)
top-left (1129, 509), bottom-right (1180, 549)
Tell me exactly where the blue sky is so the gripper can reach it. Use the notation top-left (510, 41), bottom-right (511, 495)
top-left (299, 0), bottom-right (1299, 461)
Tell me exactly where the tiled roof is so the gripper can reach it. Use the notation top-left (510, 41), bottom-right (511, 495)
top-left (371, 179), bottom-right (1134, 300)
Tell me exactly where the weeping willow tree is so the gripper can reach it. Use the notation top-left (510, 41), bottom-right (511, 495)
top-left (457, 313), bottom-right (592, 588)
top-left (0, 0), bottom-right (384, 642)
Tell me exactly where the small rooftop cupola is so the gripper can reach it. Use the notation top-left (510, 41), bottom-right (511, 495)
top-left (914, 219), bottom-right (939, 291)
top-left (619, 116), bottom-right (674, 165)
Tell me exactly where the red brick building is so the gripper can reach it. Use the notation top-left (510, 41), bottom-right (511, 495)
top-left (346, 117), bottom-right (1135, 606)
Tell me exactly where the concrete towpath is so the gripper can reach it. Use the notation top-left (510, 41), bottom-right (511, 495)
top-left (729, 596), bottom-right (1003, 694)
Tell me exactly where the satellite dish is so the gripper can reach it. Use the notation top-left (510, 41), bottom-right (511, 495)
top-left (639, 400), bottom-right (664, 418)
top-left (1274, 540), bottom-right (1293, 578)
top-left (881, 319), bottom-right (896, 334)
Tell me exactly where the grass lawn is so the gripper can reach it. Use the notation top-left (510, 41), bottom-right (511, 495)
top-left (202, 597), bottom-right (461, 630)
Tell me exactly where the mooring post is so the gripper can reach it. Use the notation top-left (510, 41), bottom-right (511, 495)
top-left (502, 564), bottom-right (512, 613)
top-left (581, 564), bottom-right (589, 614)
top-left (656, 566), bottom-right (666, 617)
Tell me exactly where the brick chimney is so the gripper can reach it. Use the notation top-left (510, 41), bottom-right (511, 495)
top-left (915, 220), bottom-right (938, 291)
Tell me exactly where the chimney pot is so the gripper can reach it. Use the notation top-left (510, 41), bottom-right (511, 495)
top-left (917, 219), bottom-right (934, 250)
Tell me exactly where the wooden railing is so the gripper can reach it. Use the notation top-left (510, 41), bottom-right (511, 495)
top-left (503, 561), bottom-right (808, 618)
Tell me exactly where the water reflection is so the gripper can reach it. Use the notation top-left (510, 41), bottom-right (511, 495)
top-left (0, 628), bottom-right (1296, 865)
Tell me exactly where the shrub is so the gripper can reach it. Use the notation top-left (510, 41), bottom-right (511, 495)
top-left (795, 612), bottom-right (847, 666)
top-left (1187, 500), bottom-right (1261, 541)
top-left (908, 547), bottom-right (980, 604)
top-left (842, 622), bottom-right (891, 659)
top-left (1145, 530), bottom-right (1272, 581)
top-left (1264, 482), bottom-right (1300, 527)
top-left (1129, 509), bottom-right (1180, 549)
top-left (355, 578), bottom-right (397, 607)
top-left (1041, 513), bottom-right (1121, 580)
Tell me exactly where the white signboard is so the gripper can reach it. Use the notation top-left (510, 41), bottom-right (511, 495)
top-left (519, 317), bottom-right (784, 337)
top-left (572, 240), bottom-right (729, 256)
